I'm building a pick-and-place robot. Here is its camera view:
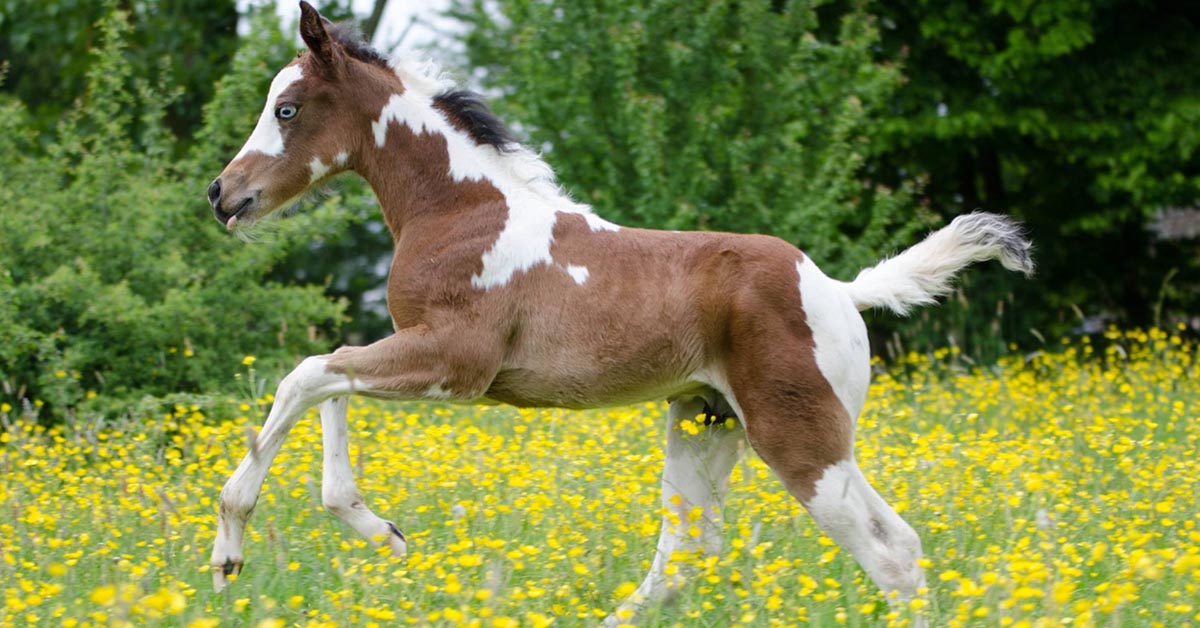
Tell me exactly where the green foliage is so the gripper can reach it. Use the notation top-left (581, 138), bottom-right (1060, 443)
top-left (0, 9), bottom-right (353, 422)
top-left (0, 0), bottom-right (240, 138)
top-left (448, 0), bottom-right (932, 276)
top-left (869, 0), bottom-right (1200, 340)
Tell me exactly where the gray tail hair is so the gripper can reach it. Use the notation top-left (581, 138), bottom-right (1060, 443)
top-left (841, 212), bottom-right (1034, 316)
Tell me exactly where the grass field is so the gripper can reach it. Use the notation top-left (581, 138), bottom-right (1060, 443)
top-left (2, 328), bottom-right (1199, 627)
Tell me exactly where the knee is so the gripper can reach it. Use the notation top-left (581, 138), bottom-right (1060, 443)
top-left (286, 356), bottom-right (329, 388)
top-left (322, 485), bottom-right (362, 518)
top-left (219, 484), bottom-right (257, 522)
top-left (277, 356), bottom-right (337, 403)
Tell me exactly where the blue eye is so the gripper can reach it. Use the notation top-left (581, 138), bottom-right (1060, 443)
top-left (275, 104), bottom-right (299, 120)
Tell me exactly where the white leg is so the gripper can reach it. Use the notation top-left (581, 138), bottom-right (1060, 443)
top-left (805, 458), bottom-right (926, 606)
top-left (210, 328), bottom-right (491, 591)
top-left (606, 396), bottom-right (743, 626)
top-left (318, 396), bottom-right (407, 555)
top-left (210, 356), bottom-right (355, 590)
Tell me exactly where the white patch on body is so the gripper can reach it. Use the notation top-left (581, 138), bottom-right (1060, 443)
top-left (334, 151), bottom-right (349, 167)
top-left (584, 213), bottom-right (621, 232)
top-left (371, 70), bottom-right (620, 291)
top-left (565, 264), bottom-right (590, 285)
top-left (234, 64), bottom-right (304, 162)
top-left (424, 382), bottom-right (454, 400)
top-left (309, 156), bottom-right (330, 183)
top-left (795, 258), bottom-right (870, 420)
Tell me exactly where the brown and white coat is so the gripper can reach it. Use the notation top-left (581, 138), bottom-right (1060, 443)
top-left (206, 4), bottom-right (1033, 625)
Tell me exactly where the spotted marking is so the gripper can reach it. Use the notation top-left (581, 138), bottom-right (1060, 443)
top-left (309, 156), bottom-right (330, 183)
top-left (565, 265), bottom-right (590, 285)
top-left (424, 382), bottom-right (454, 400)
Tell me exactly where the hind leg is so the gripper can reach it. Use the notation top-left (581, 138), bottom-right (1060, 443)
top-left (605, 395), bottom-right (744, 627)
top-left (738, 393), bottom-right (926, 607)
top-left (803, 457), bottom-right (926, 603)
top-left (731, 373), bottom-right (927, 615)
top-left (725, 255), bottom-right (927, 609)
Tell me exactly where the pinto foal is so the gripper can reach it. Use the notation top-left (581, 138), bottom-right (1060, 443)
top-left (207, 3), bottom-right (1032, 623)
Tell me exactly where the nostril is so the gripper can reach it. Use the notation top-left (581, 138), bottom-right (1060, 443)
top-left (207, 179), bottom-right (222, 207)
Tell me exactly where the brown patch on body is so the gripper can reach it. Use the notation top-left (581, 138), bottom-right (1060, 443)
top-left (215, 19), bottom-right (857, 496)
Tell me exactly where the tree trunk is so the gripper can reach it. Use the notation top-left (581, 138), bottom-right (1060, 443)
top-left (362, 0), bottom-right (389, 42)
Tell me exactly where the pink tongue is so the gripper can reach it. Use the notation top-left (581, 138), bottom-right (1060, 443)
top-left (226, 215), bottom-right (239, 230)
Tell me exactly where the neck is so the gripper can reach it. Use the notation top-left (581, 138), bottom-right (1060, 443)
top-left (357, 119), bottom-right (504, 235)
top-left (354, 81), bottom-right (591, 237)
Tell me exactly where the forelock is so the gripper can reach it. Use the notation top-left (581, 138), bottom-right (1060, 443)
top-left (326, 21), bottom-right (390, 69)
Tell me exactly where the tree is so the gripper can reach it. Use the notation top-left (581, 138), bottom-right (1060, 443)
top-left (0, 0), bottom-right (241, 138)
top-left (868, 0), bottom-right (1200, 339)
top-left (0, 8), bottom-right (355, 422)
top-left (446, 0), bottom-right (929, 279)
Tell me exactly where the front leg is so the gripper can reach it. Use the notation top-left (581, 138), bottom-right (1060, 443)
top-left (210, 327), bottom-right (500, 591)
top-left (319, 396), bottom-right (407, 556)
top-left (210, 356), bottom-right (352, 590)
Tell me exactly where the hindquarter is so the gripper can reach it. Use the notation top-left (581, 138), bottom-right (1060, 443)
top-left (722, 254), bottom-right (871, 501)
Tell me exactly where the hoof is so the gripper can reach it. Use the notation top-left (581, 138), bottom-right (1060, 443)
top-left (601, 613), bottom-right (632, 628)
top-left (386, 521), bottom-right (408, 557)
top-left (211, 557), bottom-right (243, 592)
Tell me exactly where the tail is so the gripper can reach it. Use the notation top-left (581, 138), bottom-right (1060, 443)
top-left (842, 212), bottom-right (1034, 316)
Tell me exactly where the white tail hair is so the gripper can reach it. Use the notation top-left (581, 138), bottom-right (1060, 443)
top-left (842, 212), bottom-right (1034, 316)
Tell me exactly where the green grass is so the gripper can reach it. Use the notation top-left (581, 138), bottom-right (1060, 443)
top-left (2, 329), bottom-right (1198, 627)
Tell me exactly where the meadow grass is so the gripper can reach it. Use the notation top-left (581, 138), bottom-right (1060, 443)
top-left (2, 328), bottom-right (1198, 627)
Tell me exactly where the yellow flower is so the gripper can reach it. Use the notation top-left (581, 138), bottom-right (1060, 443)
top-left (88, 585), bottom-right (116, 606)
top-left (242, 355), bottom-right (256, 366)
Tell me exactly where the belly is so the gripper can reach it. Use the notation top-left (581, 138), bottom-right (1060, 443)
top-left (484, 364), bottom-right (706, 409)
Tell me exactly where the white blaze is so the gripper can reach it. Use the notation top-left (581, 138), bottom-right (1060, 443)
top-left (234, 65), bottom-right (304, 162)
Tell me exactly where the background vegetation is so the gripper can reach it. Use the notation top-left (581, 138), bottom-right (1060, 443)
top-left (0, 8), bottom-right (351, 421)
top-left (1, 0), bottom-right (1197, 420)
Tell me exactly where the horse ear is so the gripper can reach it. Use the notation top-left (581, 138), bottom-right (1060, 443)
top-left (299, 1), bottom-right (341, 75)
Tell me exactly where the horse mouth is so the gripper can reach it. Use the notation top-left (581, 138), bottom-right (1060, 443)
top-left (222, 197), bottom-right (255, 230)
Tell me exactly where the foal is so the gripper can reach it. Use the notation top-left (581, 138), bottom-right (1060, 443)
top-left (207, 3), bottom-right (1033, 623)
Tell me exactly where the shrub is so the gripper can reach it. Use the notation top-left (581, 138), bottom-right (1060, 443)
top-left (0, 9), bottom-right (352, 422)
top-left (448, 0), bottom-right (931, 275)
